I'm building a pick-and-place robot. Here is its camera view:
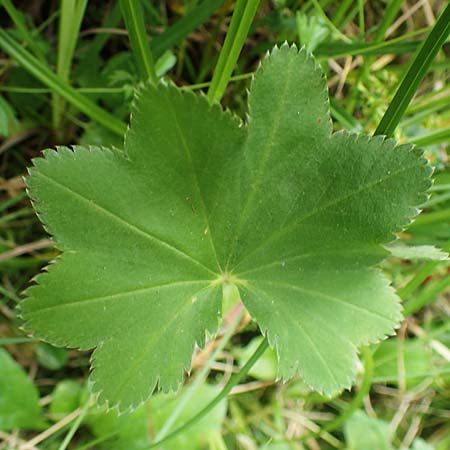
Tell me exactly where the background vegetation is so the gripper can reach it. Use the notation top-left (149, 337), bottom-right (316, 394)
top-left (0, 1), bottom-right (449, 449)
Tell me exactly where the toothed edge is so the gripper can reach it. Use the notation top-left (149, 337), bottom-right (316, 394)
top-left (21, 44), bottom-right (433, 408)
top-left (247, 43), bottom-right (333, 135)
top-left (23, 88), bottom-right (239, 412)
top-left (124, 79), bottom-right (244, 159)
top-left (21, 144), bottom-right (123, 345)
top-left (246, 296), bottom-right (359, 397)
top-left (242, 267), bottom-right (402, 398)
top-left (328, 130), bottom-right (432, 243)
top-left (238, 89), bottom-right (430, 396)
top-left (20, 251), bottom-right (102, 351)
top-left (88, 290), bottom-right (222, 414)
top-left (25, 145), bottom-right (119, 253)
top-left (23, 257), bottom-right (223, 413)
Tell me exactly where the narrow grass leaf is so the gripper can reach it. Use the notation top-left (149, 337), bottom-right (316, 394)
top-left (52, 0), bottom-right (87, 129)
top-left (119, 0), bottom-right (157, 84)
top-left (0, 29), bottom-right (126, 136)
top-left (375, 2), bottom-right (450, 136)
top-left (207, 0), bottom-right (260, 104)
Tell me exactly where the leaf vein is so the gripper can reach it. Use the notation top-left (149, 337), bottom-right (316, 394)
top-left (29, 280), bottom-right (211, 314)
top-left (106, 283), bottom-right (216, 401)
top-left (247, 283), bottom-right (341, 386)
top-left (237, 247), bottom-right (381, 276)
top-left (37, 172), bottom-right (216, 275)
top-left (164, 90), bottom-right (222, 272)
top-left (226, 56), bottom-right (296, 268)
top-left (234, 161), bottom-right (419, 269)
top-left (249, 279), bottom-right (395, 322)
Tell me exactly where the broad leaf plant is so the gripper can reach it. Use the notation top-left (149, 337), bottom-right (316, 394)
top-left (22, 45), bottom-right (431, 411)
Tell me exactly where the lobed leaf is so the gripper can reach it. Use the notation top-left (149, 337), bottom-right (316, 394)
top-left (21, 44), bottom-right (431, 410)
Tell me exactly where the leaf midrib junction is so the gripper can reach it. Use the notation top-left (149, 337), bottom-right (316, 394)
top-left (225, 54), bottom-right (296, 270)
top-left (163, 89), bottom-right (222, 273)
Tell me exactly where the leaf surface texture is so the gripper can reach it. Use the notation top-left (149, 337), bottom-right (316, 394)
top-left (22, 45), bottom-right (431, 410)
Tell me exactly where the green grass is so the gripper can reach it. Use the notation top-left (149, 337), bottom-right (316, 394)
top-left (375, 1), bottom-right (450, 136)
top-left (52, 0), bottom-right (88, 133)
top-left (207, 0), bottom-right (260, 104)
top-left (0, 1), bottom-right (449, 449)
top-left (119, 0), bottom-right (158, 83)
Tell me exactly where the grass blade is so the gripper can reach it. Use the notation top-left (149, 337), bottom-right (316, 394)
top-left (119, 0), bottom-right (157, 84)
top-left (53, 0), bottom-right (87, 131)
top-left (316, 31), bottom-right (424, 58)
top-left (404, 274), bottom-right (450, 316)
top-left (0, 29), bottom-right (126, 136)
top-left (151, 0), bottom-right (225, 59)
top-left (373, 0), bottom-right (404, 43)
top-left (375, 1), bottom-right (450, 136)
top-left (1, 0), bottom-right (47, 62)
top-left (411, 125), bottom-right (450, 147)
top-left (333, 0), bottom-right (353, 27)
top-left (207, 0), bottom-right (260, 104)
top-left (145, 338), bottom-right (269, 449)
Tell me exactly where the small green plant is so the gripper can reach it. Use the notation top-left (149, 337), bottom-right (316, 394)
top-left (21, 44), bottom-right (431, 412)
top-left (0, 349), bottom-right (46, 430)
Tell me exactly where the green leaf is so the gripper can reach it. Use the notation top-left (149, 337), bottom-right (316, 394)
top-left (239, 336), bottom-right (278, 381)
top-left (385, 243), bottom-right (449, 261)
top-left (411, 438), bottom-right (435, 450)
top-left (36, 342), bottom-right (68, 370)
top-left (0, 348), bottom-right (46, 430)
top-left (296, 12), bottom-right (330, 53)
top-left (87, 402), bottom-right (151, 450)
top-left (372, 339), bottom-right (433, 386)
top-left (49, 380), bottom-right (83, 418)
top-left (344, 411), bottom-right (393, 450)
top-left (148, 384), bottom-right (227, 450)
top-left (86, 384), bottom-right (226, 450)
top-left (0, 95), bottom-right (18, 137)
top-left (21, 45), bottom-right (431, 411)
top-left (155, 50), bottom-right (177, 77)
